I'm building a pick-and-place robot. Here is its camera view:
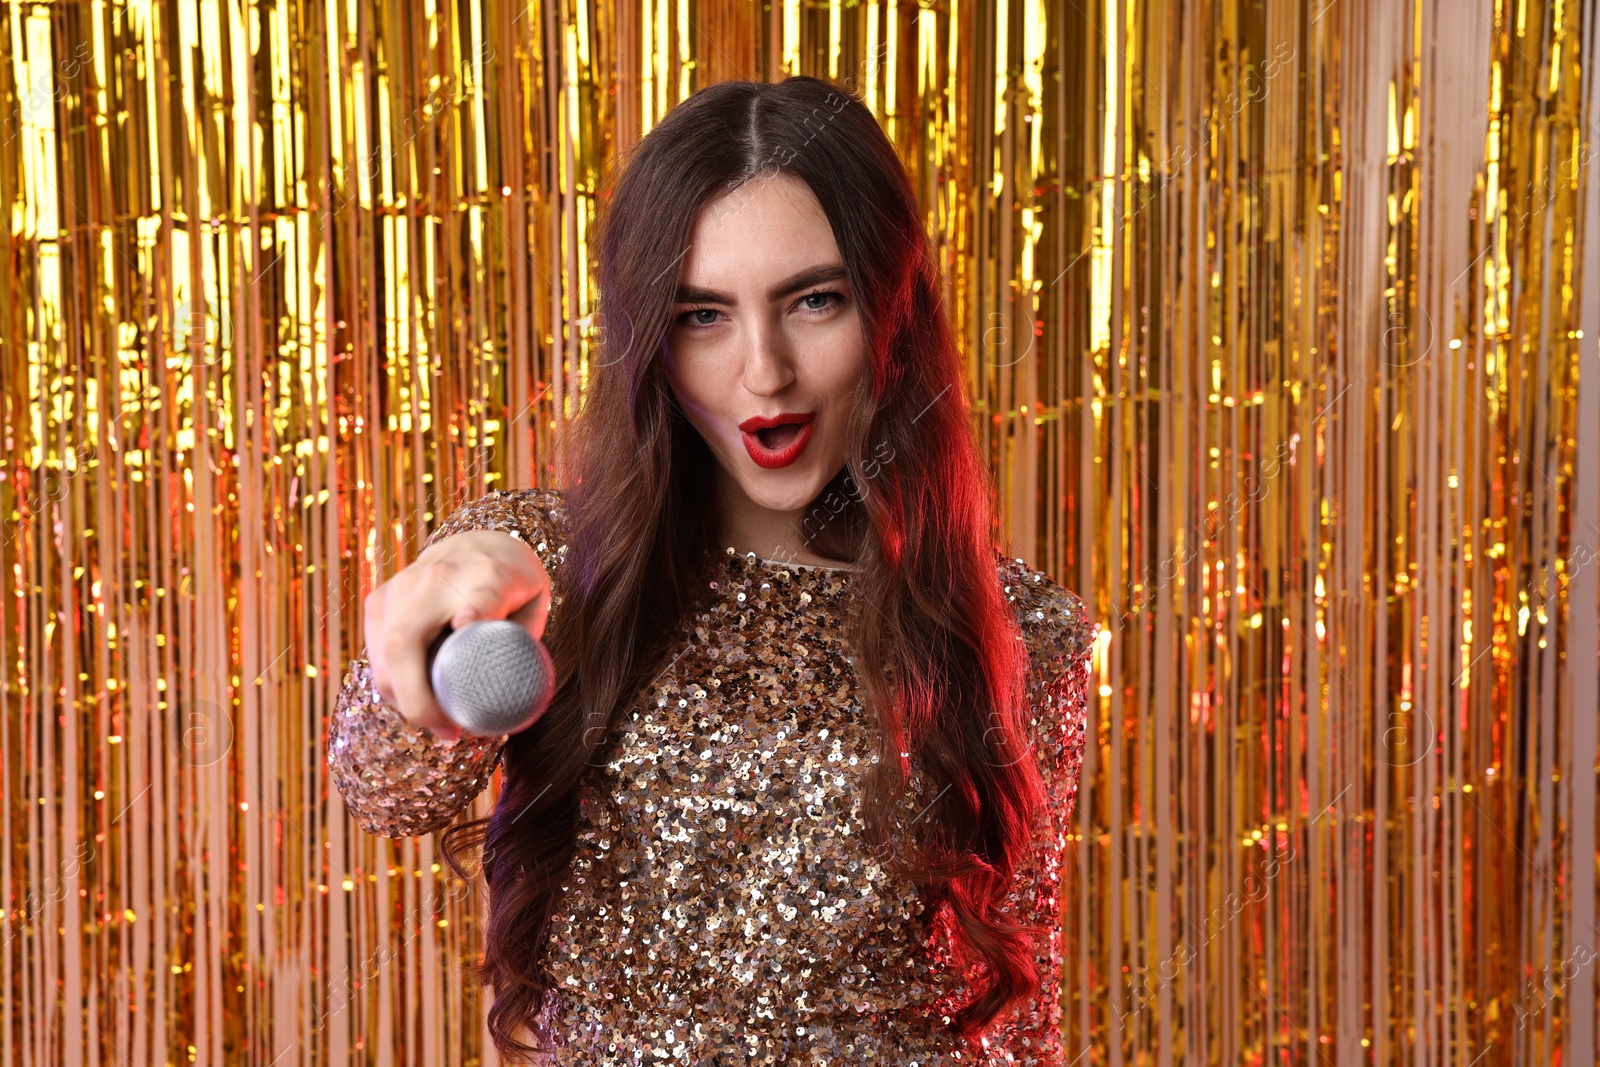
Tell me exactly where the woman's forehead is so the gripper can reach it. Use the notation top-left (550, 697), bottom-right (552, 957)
top-left (680, 174), bottom-right (840, 288)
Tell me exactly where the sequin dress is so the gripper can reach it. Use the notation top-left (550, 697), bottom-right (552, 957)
top-left (327, 488), bottom-right (1095, 1065)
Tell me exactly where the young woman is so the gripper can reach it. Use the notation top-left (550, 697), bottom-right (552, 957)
top-left (328, 75), bottom-right (1093, 1064)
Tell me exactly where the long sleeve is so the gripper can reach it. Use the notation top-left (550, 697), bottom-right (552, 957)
top-left (326, 486), bottom-right (571, 838)
top-left (912, 553), bottom-right (1095, 1060)
top-left (984, 552), bottom-right (1097, 1062)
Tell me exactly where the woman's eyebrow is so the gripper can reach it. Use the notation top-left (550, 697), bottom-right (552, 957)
top-left (673, 263), bottom-right (849, 306)
top-left (766, 263), bottom-right (848, 301)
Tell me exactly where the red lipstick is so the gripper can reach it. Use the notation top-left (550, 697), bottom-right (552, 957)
top-left (739, 411), bottom-right (816, 470)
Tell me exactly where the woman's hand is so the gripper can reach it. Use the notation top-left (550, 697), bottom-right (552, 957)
top-left (363, 530), bottom-right (551, 742)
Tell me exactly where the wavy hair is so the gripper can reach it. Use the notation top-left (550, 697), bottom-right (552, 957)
top-left (441, 75), bottom-right (1046, 1060)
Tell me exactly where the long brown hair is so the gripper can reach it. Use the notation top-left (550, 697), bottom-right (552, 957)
top-left (441, 75), bottom-right (1047, 1059)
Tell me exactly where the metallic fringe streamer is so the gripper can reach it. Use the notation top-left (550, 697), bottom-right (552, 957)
top-left (0, 1), bottom-right (1594, 1063)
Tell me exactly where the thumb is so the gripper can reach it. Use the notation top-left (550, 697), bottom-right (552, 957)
top-left (449, 604), bottom-right (487, 632)
top-left (506, 594), bottom-right (548, 642)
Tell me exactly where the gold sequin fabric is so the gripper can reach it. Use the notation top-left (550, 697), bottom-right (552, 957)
top-left (328, 488), bottom-right (1095, 1064)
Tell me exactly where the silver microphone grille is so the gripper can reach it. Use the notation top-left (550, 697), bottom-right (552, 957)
top-left (427, 620), bottom-right (554, 736)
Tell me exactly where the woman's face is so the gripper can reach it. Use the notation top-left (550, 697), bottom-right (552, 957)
top-left (661, 172), bottom-right (867, 557)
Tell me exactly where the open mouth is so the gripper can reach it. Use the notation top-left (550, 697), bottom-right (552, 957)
top-left (740, 414), bottom-right (816, 469)
top-left (754, 423), bottom-right (805, 449)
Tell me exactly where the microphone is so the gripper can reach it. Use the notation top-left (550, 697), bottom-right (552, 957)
top-left (424, 619), bottom-right (555, 736)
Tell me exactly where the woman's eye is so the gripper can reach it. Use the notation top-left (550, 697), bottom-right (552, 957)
top-left (799, 291), bottom-right (839, 312)
top-left (679, 308), bottom-right (720, 328)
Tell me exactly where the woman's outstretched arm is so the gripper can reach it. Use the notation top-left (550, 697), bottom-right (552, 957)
top-left (326, 487), bottom-right (570, 837)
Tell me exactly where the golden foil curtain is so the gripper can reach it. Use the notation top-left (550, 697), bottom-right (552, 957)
top-left (1, 0), bottom-right (1595, 1063)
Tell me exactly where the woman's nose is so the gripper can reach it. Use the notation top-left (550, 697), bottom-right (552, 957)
top-left (740, 319), bottom-right (796, 395)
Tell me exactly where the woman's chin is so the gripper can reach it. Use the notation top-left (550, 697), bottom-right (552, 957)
top-left (732, 468), bottom-right (829, 513)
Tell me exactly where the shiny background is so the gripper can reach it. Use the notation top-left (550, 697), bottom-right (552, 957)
top-left (2, 0), bottom-right (1596, 1063)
